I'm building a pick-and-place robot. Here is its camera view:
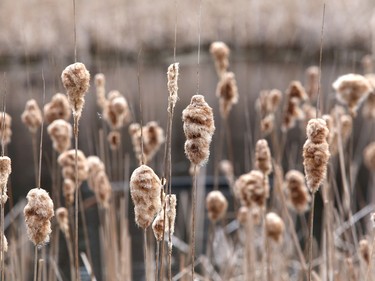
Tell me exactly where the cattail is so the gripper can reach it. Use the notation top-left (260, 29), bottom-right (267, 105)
top-left (103, 90), bottom-right (130, 130)
top-left (216, 72), bottom-right (239, 119)
top-left (0, 156), bottom-right (11, 204)
top-left (152, 210), bottom-right (165, 241)
top-left (47, 119), bottom-right (72, 154)
top-left (107, 131), bottom-right (121, 151)
top-left (364, 142), bottom-right (375, 172)
top-left (237, 206), bottom-right (262, 225)
top-left (166, 194), bottom-right (177, 237)
top-left (260, 114), bottom-right (275, 136)
top-left (303, 118), bottom-right (330, 193)
top-left (234, 170), bottom-right (269, 209)
top-left (209, 41), bottom-right (230, 78)
top-left (94, 73), bottom-right (106, 109)
top-left (255, 139), bottom-right (272, 175)
top-left (24, 188), bottom-right (54, 246)
top-left (362, 55), bottom-right (373, 74)
top-left (61, 62), bottom-right (90, 122)
top-left (43, 93), bottom-right (71, 124)
top-left (265, 212), bottom-right (285, 243)
top-left (182, 95), bottom-right (215, 166)
top-left (219, 159), bottom-right (234, 186)
top-left (256, 89), bottom-right (283, 117)
top-left (206, 190), bottom-right (228, 222)
top-left (130, 165), bottom-right (162, 229)
top-left (305, 66), bottom-right (320, 101)
top-left (55, 207), bottom-right (70, 238)
top-left (371, 213), bottom-right (375, 228)
top-left (21, 99), bottom-right (42, 133)
top-left (63, 178), bottom-right (75, 206)
top-left (282, 97), bottom-right (304, 131)
top-left (167, 63), bottom-right (179, 111)
top-left (302, 103), bottom-right (317, 128)
top-left (2, 235), bottom-right (7, 253)
top-left (284, 170), bottom-right (311, 213)
top-left (87, 156), bottom-right (112, 209)
top-left (332, 73), bottom-right (372, 117)
top-left (58, 149), bottom-right (88, 185)
top-left (340, 114), bottom-right (353, 141)
top-left (152, 194), bottom-right (177, 241)
top-left (359, 239), bottom-right (370, 265)
top-left (0, 113), bottom-right (12, 146)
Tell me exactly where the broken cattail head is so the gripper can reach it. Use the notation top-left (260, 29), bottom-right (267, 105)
top-left (206, 190), bottom-right (228, 222)
top-left (265, 212), bottom-right (285, 243)
top-left (24, 188), bottom-right (54, 246)
top-left (21, 99), bottom-right (43, 134)
top-left (43, 93), bottom-right (71, 124)
top-left (47, 119), bottom-right (72, 154)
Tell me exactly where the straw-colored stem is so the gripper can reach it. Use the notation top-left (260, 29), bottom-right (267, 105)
top-left (37, 259), bottom-right (44, 281)
top-left (1, 197), bottom-right (4, 281)
top-left (155, 241), bottom-right (160, 281)
top-left (159, 200), bottom-right (167, 281)
top-left (144, 229), bottom-right (149, 281)
top-left (190, 165), bottom-right (197, 281)
top-left (73, 116), bottom-right (80, 281)
top-left (31, 133), bottom-right (39, 187)
top-left (366, 229), bottom-right (375, 281)
top-left (213, 119), bottom-right (224, 191)
top-left (33, 247), bottom-right (38, 281)
top-left (265, 235), bottom-right (272, 281)
top-left (308, 192), bottom-right (316, 281)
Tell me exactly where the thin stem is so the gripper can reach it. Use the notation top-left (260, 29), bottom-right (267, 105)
top-left (1, 73), bottom-right (7, 157)
top-left (316, 3), bottom-right (325, 118)
top-left (137, 48), bottom-right (145, 165)
top-left (37, 69), bottom-right (46, 189)
top-left (74, 116), bottom-right (80, 281)
top-left (37, 258), bottom-right (44, 281)
top-left (34, 247), bottom-right (38, 281)
top-left (31, 133), bottom-right (39, 187)
top-left (173, 0), bottom-right (178, 63)
top-left (190, 165), bottom-right (197, 281)
top-left (1, 199), bottom-right (4, 281)
top-left (308, 192), bottom-right (316, 281)
top-left (155, 241), bottom-right (160, 281)
top-left (196, 0), bottom-right (202, 94)
top-left (144, 229), bottom-right (148, 281)
top-left (73, 0), bottom-right (77, 62)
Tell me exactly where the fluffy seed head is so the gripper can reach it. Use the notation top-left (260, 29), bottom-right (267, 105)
top-left (255, 139), bottom-right (272, 175)
top-left (152, 194), bottom-right (177, 241)
top-left (256, 89), bottom-right (282, 117)
top-left (359, 239), bottom-right (370, 265)
top-left (55, 207), bottom-right (69, 238)
top-left (0, 156), bottom-right (11, 204)
top-left (130, 165), bottom-right (162, 229)
top-left (282, 97), bottom-right (304, 131)
top-left (364, 142), bottom-right (375, 172)
top-left (58, 149), bottom-right (88, 185)
top-left (24, 188), bottom-right (54, 246)
top-left (107, 131), bottom-right (121, 151)
top-left (303, 118), bottom-right (330, 193)
top-left (265, 212), bottom-right (285, 243)
top-left (305, 66), bottom-right (320, 101)
top-left (2, 235), bottom-right (7, 253)
top-left (260, 114), bottom-right (275, 136)
top-left (216, 72), bottom-right (239, 118)
top-left (43, 93), bottom-right (71, 124)
top-left (94, 73), bottom-right (106, 109)
top-left (332, 73), bottom-right (372, 117)
top-left (209, 41), bottom-right (230, 77)
top-left (237, 206), bottom-right (262, 226)
top-left (167, 63), bottom-right (179, 111)
top-left (63, 179), bottom-right (75, 206)
top-left (61, 62), bottom-right (90, 119)
top-left (206, 191), bottom-right (228, 222)
top-left (0, 113), bottom-right (12, 146)
top-left (103, 91), bottom-right (130, 129)
top-left (47, 119), bottom-right (72, 153)
top-left (284, 170), bottom-right (311, 213)
top-left (21, 99), bottom-right (42, 133)
top-left (219, 159), bottom-right (234, 186)
top-left (182, 95), bottom-right (215, 166)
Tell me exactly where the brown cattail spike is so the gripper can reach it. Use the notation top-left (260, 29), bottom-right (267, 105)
top-left (167, 63), bottom-right (179, 111)
top-left (107, 131), bottom-right (121, 151)
top-left (21, 99), bottom-right (43, 134)
top-left (63, 179), bottom-right (75, 206)
top-left (359, 239), bottom-right (370, 265)
top-left (55, 207), bottom-right (70, 238)
top-left (130, 165), bottom-right (162, 229)
top-left (305, 66), bottom-right (320, 101)
top-left (0, 113), bottom-right (12, 146)
top-left (43, 93), bottom-right (71, 124)
top-left (103, 90), bottom-right (130, 130)
top-left (47, 119), bottom-right (72, 154)
top-left (206, 190), bottom-right (228, 222)
top-left (61, 62), bottom-right (90, 122)
top-left (216, 72), bottom-right (239, 119)
top-left (0, 156), bottom-right (11, 204)
top-left (182, 95), bottom-right (215, 166)
top-left (303, 118), bottom-right (330, 193)
top-left (284, 170), bottom-right (311, 213)
top-left (209, 42), bottom-right (230, 78)
top-left (58, 149), bottom-right (88, 185)
top-left (23, 188), bottom-right (54, 246)
top-left (332, 73), bottom-right (372, 117)
top-left (152, 194), bottom-right (177, 241)
top-left (94, 73), bottom-right (106, 109)
top-left (265, 212), bottom-right (285, 243)
top-left (255, 139), bottom-right (272, 176)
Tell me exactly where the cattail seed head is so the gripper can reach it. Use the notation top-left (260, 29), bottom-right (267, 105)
top-left (107, 131), bottom-right (121, 151)
top-left (216, 72), bottom-right (239, 119)
top-left (256, 89), bottom-right (282, 117)
top-left (206, 191), bottom-right (228, 222)
top-left (359, 239), bottom-right (370, 265)
top-left (209, 41), bottom-right (230, 77)
top-left (24, 188), bottom-right (54, 246)
top-left (182, 95), bottom-right (215, 166)
top-left (332, 73), bottom-right (372, 117)
top-left (282, 97), bottom-right (304, 131)
top-left (305, 66), bottom-right (320, 101)
top-left (303, 118), bottom-right (330, 193)
top-left (219, 159), bottom-right (234, 186)
top-left (0, 113), bottom-right (12, 146)
top-left (265, 212), bottom-right (285, 243)
top-left (103, 90), bottom-right (130, 130)
top-left (237, 206), bottom-right (262, 226)
top-left (255, 139), bottom-right (272, 175)
top-left (63, 179), bottom-right (75, 206)
top-left (364, 142), bottom-right (375, 172)
top-left (284, 170), bottom-right (311, 213)
top-left (167, 63), bottom-right (179, 111)
top-left (43, 93), bottom-right (71, 124)
top-left (94, 73), bottom-right (106, 109)
top-left (61, 62), bottom-right (90, 120)
top-left (2, 235), bottom-right (7, 253)
top-left (21, 99), bottom-right (42, 134)
top-left (58, 149), bottom-right (88, 185)
top-left (47, 119), bottom-right (72, 154)
top-left (130, 165), bottom-right (162, 229)
top-left (362, 55), bottom-right (373, 74)
top-left (152, 194), bottom-right (177, 241)
top-left (260, 114), bottom-right (275, 136)
top-left (0, 156), bottom-right (11, 204)
top-left (55, 207), bottom-right (69, 238)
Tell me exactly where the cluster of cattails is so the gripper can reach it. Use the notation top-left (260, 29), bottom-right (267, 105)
top-left (58, 149), bottom-right (88, 186)
top-left (215, 72), bottom-right (239, 119)
top-left (103, 90), bottom-right (130, 130)
top-left (87, 156), bottom-right (112, 209)
top-left (0, 113), bottom-right (12, 146)
top-left (129, 121), bottom-right (165, 164)
top-left (55, 207), bottom-right (70, 238)
top-left (47, 119), bottom-right (72, 153)
top-left (43, 93), bottom-right (71, 124)
top-left (282, 81), bottom-right (307, 131)
top-left (332, 73), bottom-right (372, 117)
top-left (61, 62), bottom-right (90, 124)
top-left (364, 142), bottom-right (375, 172)
top-left (206, 190), bottom-right (228, 222)
top-left (256, 89), bottom-right (282, 135)
top-left (265, 212), bottom-right (285, 243)
top-left (284, 170), bottom-right (311, 213)
top-left (152, 194), bottom-right (177, 241)
top-left (209, 42), bottom-right (230, 78)
top-left (130, 165), bottom-right (162, 229)
top-left (0, 156), bottom-right (11, 204)
top-left (23, 188), bottom-right (54, 246)
top-left (305, 66), bottom-right (320, 101)
top-left (303, 118), bottom-right (330, 193)
top-left (21, 99), bottom-right (42, 134)
top-left (182, 95), bottom-right (215, 166)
